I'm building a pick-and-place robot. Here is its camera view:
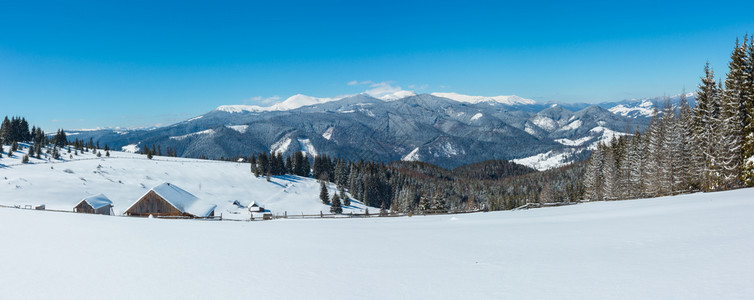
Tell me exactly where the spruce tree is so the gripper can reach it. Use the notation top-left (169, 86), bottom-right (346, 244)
top-left (293, 151), bottom-right (305, 176)
top-left (330, 193), bottom-right (343, 214)
top-left (719, 37), bottom-right (748, 188)
top-left (601, 142), bottom-right (618, 200)
top-left (741, 37), bottom-right (754, 186)
top-left (320, 181), bottom-right (330, 205)
top-left (693, 63), bottom-right (721, 191)
top-left (0, 116), bottom-right (10, 143)
top-left (583, 144), bottom-right (604, 200)
top-left (340, 186), bottom-right (350, 206)
top-left (301, 155), bottom-right (311, 177)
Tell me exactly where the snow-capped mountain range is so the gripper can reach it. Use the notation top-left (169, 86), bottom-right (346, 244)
top-left (67, 92), bottom-right (695, 170)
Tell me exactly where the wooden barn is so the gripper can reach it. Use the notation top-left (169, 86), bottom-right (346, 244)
top-left (74, 194), bottom-right (113, 215)
top-left (124, 183), bottom-right (216, 218)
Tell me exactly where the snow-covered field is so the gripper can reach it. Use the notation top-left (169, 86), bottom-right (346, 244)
top-left (0, 144), bottom-right (372, 219)
top-left (1, 187), bottom-right (753, 299)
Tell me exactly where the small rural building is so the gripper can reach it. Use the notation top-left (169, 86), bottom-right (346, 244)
top-left (74, 194), bottom-right (113, 215)
top-left (124, 183), bottom-right (216, 218)
top-left (247, 201), bottom-right (264, 212)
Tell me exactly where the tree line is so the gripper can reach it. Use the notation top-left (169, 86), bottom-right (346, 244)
top-left (0, 119), bottom-right (114, 161)
top-left (248, 149), bottom-right (584, 213)
top-left (584, 35), bottom-right (754, 200)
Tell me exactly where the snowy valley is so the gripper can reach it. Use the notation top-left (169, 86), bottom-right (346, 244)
top-left (0, 144), bottom-right (374, 219)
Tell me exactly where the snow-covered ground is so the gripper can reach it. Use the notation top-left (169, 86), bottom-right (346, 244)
top-left (512, 149), bottom-right (585, 171)
top-left (1, 188), bottom-right (753, 299)
top-left (0, 144), bottom-right (372, 219)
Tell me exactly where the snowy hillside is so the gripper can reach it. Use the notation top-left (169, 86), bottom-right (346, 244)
top-left (0, 144), bottom-right (374, 219)
top-left (2, 188), bottom-right (753, 299)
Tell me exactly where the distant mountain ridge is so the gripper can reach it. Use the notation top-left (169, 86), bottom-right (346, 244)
top-left (66, 92), bottom-right (695, 170)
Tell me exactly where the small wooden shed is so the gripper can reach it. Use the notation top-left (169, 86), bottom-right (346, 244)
top-left (124, 183), bottom-right (216, 218)
top-left (74, 194), bottom-right (113, 215)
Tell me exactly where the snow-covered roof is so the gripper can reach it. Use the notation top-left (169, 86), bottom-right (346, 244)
top-left (248, 201), bottom-right (262, 208)
top-left (78, 193), bottom-right (113, 209)
top-left (138, 183), bottom-right (216, 217)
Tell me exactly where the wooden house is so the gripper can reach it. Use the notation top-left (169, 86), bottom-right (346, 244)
top-left (124, 183), bottom-right (216, 218)
top-left (74, 194), bottom-right (113, 215)
top-left (247, 201), bottom-right (264, 212)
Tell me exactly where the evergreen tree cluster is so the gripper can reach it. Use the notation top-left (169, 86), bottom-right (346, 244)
top-left (139, 144), bottom-right (177, 159)
top-left (585, 36), bottom-right (754, 200)
top-left (246, 149), bottom-right (582, 213)
top-left (0, 116), bottom-right (32, 144)
top-left (250, 151), bottom-right (310, 177)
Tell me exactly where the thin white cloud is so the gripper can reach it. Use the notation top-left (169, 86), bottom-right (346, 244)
top-left (348, 80), bottom-right (374, 86)
top-left (244, 96), bottom-right (281, 105)
top-left (408, 84), bottom-right (428, 90)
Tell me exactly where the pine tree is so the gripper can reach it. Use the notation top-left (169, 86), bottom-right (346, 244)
top-left (660, 98), bottom-right (679, 194)
top-left (301, 155), bottom-right (311, 177)
top-left (257, 152), bottom-right (269, 176)
top-left (627, 130), bottom-right (644, 197)
top-left (583, 144), bottom-right (604, 200)
top-left (741, 37), bottom-right (754, 185)
top-left (601, 142), bottom-right (618, 200)
top-left (340, 186), bottom-right (350, 206)
top-left (320, 181), bottom-right (330, 205)
top-left (678, 93), bottom-right (699, 191)
top-left (334, 159), bottom-right (348, 188)
top-left (0, 116), bottom-right (11, 143)
top-left (22, 154), bottom-right (29, 164)
top-left (719, 37), bottom-right (748, 189)
top-left (693, 63), bottom-right (721, 191)
top-left (330, 193), bottom-right (343, 214)
top-left (293, 151), bottom-right (305, 176)
top-left (739, 36), bottom-right (754, 186)
top-left (720, 90), bottom-right (744, 188)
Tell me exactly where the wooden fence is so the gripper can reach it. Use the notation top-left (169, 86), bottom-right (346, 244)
top-left (270, 209), bottom-right (485, 220)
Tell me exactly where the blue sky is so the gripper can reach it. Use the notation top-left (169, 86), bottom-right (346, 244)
top-left (1, 0), bottom-right (753, 130)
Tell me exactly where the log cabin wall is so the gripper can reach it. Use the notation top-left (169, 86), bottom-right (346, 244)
top-left (94, 205), bottom-right (112, 215)
top-left (74, 202), bottom-right (94, 214)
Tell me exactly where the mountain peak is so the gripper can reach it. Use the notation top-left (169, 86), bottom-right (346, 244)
top-left (215, 94), bottom-right (342, 113)
top-left (430, 92), bottom-right (535, 105)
